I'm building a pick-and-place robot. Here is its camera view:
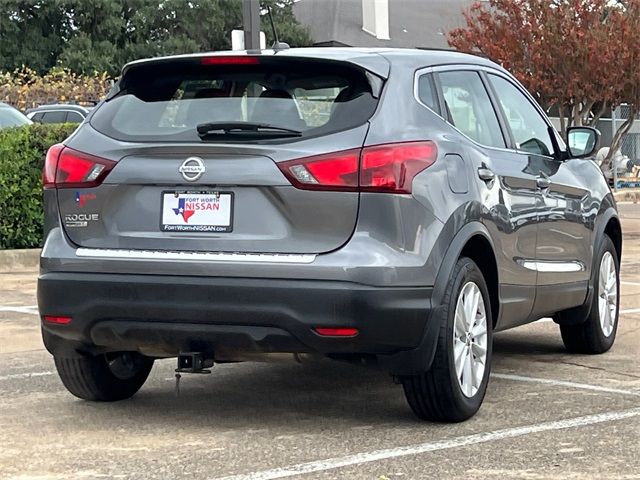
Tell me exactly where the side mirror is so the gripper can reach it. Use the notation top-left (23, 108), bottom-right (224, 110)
top-left (567, 126), bottom-right (600, 159)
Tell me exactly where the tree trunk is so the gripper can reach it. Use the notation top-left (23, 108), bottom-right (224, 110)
top-left (591, 102), bottom-right (607, 126)
top-left (580, 100), bottom-right (595, 125)
top-left (559, 102), bottom-right (566, 138)
top-left (572, 100), bottom-right (582, 127)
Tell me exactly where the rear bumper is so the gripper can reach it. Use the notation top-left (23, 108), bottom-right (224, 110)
top-left (38, 273), bottom-right (433, 369)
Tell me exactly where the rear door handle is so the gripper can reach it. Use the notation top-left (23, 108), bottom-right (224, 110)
top-left (478, 167), bottom-right (495, 182)
top-left (536, 175), bottom-right (551, 189)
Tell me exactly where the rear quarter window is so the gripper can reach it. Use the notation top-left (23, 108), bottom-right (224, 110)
top-left (41, 111), bottom-right (68, 123)
top-left (66, 111), bottom-right (85, 123)
top-left (417, 73), bottom-right (440, 114)
top-left (91, 58), bottom-right (380, 142)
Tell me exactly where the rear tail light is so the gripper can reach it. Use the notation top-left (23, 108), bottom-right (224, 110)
top-left (43, 315), bottom-right (72, 325)
top-left (360, 141), bottom-right (437, 193)
top-left (277, 141), bottom-right (437, 194)
top-left (278, 149), bottom-right (360, 191)
top-left (201, 56), bottom-right (260, 65)
top-left (43, 143), bottom-right (64, 187)
top-left (43, 145), bottom-right (115, 189)
top-left (314, 327), bottom-right (359, 337)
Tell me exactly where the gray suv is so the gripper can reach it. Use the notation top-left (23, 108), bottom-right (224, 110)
top-left (38, 48), bottom-right (622, 422)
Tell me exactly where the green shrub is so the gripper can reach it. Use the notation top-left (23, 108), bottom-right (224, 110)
top-left (0, 123), bottom-right (77, 249)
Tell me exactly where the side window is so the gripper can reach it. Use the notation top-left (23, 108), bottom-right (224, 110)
top-left (417, 74), bottom-right (440, 114)
top-left (438, 71), bottom-right (505, 148)
top-left (488, 74), bottom-right (555, 157)
top-left (31, 112), bottom-right (44, 122)
top-left (65, 111), bottom-right (84, 123)
top-left (41, 111), bottom-right (67, 123)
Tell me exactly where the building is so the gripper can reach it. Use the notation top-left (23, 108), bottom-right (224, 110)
top-left (293, 0), bottom-right (475, 49)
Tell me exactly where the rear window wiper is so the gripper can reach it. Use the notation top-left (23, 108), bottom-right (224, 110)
top-left (197, 122), bottom-right (302, 138)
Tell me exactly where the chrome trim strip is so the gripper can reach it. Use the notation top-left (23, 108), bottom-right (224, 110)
top-left (76, 248), bottom-right (316, 264)
top-left (521, 260), bottom-right (585, 273)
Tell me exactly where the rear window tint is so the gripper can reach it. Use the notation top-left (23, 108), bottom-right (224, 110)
top-left (66, 111), bottom-right (85, 123)
top-left (91, 58), bottom-right (379, 142)
top-left (417, 74), bottom-right (439, 114)
top-left (41, 111), bottom-right (67, 123)
top-left (0, 107), bottom-right (31, 128)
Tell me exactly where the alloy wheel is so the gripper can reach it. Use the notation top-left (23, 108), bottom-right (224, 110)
top-left (598, 251), bottom-right (618, 338)
top-left (453, 282), bottom-right (488, 398)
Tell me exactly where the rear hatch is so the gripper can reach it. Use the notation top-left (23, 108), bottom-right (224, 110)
top-left (53, 54), bottom-right (384, 254)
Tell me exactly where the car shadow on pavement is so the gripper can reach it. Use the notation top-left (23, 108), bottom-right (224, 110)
top-left (493, 328), bottom-right (566, 357)
top-left (54, 329), bottom-right (570, 429)
top-left (62, 360), bottom-right (420, 429)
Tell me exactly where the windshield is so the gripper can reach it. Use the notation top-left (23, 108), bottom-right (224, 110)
top-left (91, 58), bottom-right (379, 142)
top-left (0, 107), bottom-right (32, 128)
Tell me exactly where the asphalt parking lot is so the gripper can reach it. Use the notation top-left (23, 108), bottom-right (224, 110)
top-left (1, 205), bottom-right (639, 480)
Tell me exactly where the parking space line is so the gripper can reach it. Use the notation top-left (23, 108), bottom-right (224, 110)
top-left (0, 371), bottom-right (54, 381)
top-left (213, 407), bottom-right (640, 480)
top-left (620, 307), bottom-right (640, 315)
top-left (491, 373), bottom-right (640, 397)
top-left (0, 305), bottom-right (39, 315)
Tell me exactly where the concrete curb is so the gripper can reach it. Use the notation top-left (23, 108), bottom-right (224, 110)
top-left (0, 249), bottom-right (40, 272)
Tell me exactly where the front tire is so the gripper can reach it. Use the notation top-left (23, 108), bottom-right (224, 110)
top-left (54, 351), bottom-right (154, 401)
top-left (559, 235), bottom-right (619, 354)
top-left (400, 257), bottom-right (493, 422)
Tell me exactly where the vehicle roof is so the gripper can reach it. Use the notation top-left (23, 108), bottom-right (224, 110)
top-left (29, 104), bottom-right (90, 113)
top-left (27, 103), bottom-right (89, 114)
top-left (122, 47), bottom-right (504, 79)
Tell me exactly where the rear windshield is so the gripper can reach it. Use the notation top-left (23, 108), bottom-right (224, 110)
top-left (0, 107), bottom-right (31, 128)
top-left (91, 58), bottom-right (379, 142)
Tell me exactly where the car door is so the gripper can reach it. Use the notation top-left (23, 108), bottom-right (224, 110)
top-left (485, 73), bottom-right (592, 318)
top-left (436, 69), bottom-right (540, 328)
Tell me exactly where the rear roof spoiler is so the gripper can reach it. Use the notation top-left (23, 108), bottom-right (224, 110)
top-left (121, 50), bottom-right (391, 79)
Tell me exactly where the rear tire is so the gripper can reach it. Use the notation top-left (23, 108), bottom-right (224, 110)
top-left (54, 351), bottom-right (154, 401)
top-left (559, 236), bottom-right (619, 354)
top-left (400, 257), bottom-right (493, 422)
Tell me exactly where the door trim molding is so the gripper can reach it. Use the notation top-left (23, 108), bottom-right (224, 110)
top-left (520, 260), bottom-right (585, 273)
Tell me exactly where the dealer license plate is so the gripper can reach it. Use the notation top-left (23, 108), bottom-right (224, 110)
top-left (161, 191), bottom-right (233, 232)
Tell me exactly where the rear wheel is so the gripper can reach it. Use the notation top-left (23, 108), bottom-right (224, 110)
top-left (400, 257), bottom-right (493, 422)
top-left (54, 351), bottom-right (154, 401)
top-left (560, 236), bottom-right (619, 354)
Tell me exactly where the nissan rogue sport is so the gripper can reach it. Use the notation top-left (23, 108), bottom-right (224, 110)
top-left (38, 48), bottom-right (622, 422)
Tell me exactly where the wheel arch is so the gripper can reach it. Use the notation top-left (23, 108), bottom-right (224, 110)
top-left (554, 206), bottom-right (621, 327)
top-left (380, 221), bottom-right (500, 376)
top-left (432, 221), bottom-right (499, 327)
top-left (594, 198), bottom-right (622, 264)
top-left (459, 234), bottom-right (499, 328)
top-left (603, 216), bottom-right (622, 263)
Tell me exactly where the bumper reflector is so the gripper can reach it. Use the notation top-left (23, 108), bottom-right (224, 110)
top-left (314, 327), bottom-right (359, 337)
top-left (43, 315), bottom-right (72, 325)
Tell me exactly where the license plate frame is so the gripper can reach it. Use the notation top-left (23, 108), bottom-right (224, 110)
top-left (160, 190), bottom-right (234, 233)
